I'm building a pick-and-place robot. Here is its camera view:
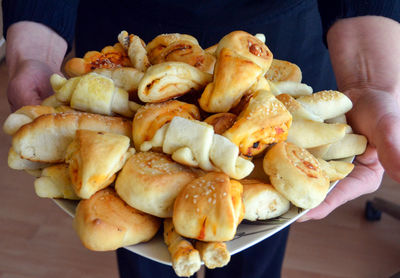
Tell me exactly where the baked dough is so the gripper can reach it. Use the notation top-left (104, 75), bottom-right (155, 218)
top-left (12, 112), bottom-right (132, 163)
top-left (268, 81), bottom-right (313, 97)
top-left (117, 31), bottom-right (150, 72)
top-left (195, 241), bottom-right (230, 269)
top-left (73, 188), bottom-right (161, 251)
top-left (320, 133), bottom-right (368, 160)
top-left (8, 147), bottom-right (51, 170)
top-left (263, 142), bottom-right (330, 209)
top-left (173, 172), bottom-right (244, 241)
top-left (265, 59), bottom-right (302, 82)
top-left (65, 129), bottom-right (133, 199)
top-left (317, 158), bottom-right (355, 182)
top-left (115, 152), bottom-right (197, 218)
top-left (137, 62), bottom-right (212, 103)
top-left (204, 113), bottom-right (237, 135)
top-left (276, 94), bottom-right (323, 122)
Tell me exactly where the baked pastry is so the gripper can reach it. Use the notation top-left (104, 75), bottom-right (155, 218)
top-left (173, 172), bottom-right (244, 241)
top-left (146, 33), bottom-right (215, 73)
top-left (65, 130), bottom-right (133, 199)
top-left (8, 147), bottom-right (51, 170)
top-left (265, 59), bottom-right (302, 82)
top-left (50, 73), bottom-right (134, 117)
top-left (204, 113), bottom-right (237, 135)
top-left (263, 142), bottom-right (330, 209)
top-left (317, 158), bottom-right (355, 182)
top-left (132, 100), bottom-right (200, 150)
top-left (74, 188), bottom-right (161, 251)
top-left (64, 43), bottom-right (131, 77)
top-left (117, 31), bottom-right (150, 72)
top-left (276, 94), bottom-right (323, 122)
top-left (199, 47), bottom-right (263, 113)
top-left (319, 133), bottom-right (368, 160)
top-left (34, 164), bottom-right (80, 200)
top-left (115, 152), bottom-right (197, 218)
top-left (268, 81), bottom-right (313, 97)
top-left (12, 112), bottom-right (132, 163)
top-left (141, 117), bottom-right (254, 179)
top-left (241, 179), bottom-right (290, 221)
top-left (223, 90), bottom-right (292, 157)
top-left (163, 218), bottom-right (201, 277)
top-left (195, 241), bottom-right (230, 269)
top-left (137, 62), bottom-right (212, 103)
top-left (41, 95), bottom-right (65, 107)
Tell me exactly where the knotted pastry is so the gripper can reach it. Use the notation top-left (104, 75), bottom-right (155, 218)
top-left (146, 33), bottom-right (215, 74)
top-left (64, 43), bottom-right (131, 77)
top-left (118, 31), bottom-right (150, 72)
top-left (263, 142), bottom-right (330, 209)
top-left (12, 112), bottom-right (132, 163)
top-left (3, 105), bottom-right (74, 135)
top-left (50, 73), bottom-right (135, 117)
top-left (204, 113), bottom-right (237, 135)
top-left (34, 164), bottom-right (80, 200)
top-left (65, 130), bottom-right (134, 199)
top-left (115, 152), bottom-right (197, 218)
top-left (141, 117), bottom-right (254, 179)
top-left (74, 188), bottom-right (161, 251)
top-left (132, 100), bottom-right (200, 150)
top-left (163, 218), bottom-right (201, 277)
top-left (194, 241), bottom-right (230, 269)
top-left (173, 172), bottom-right (244, 241)
top-left (241, 179), bottom-right (290, 221)
top-left (137, 62), bottom-right (212, 103)
top-left (223, 90), bottom-right (292, 157)
top-left (265, 59), bottom-right (302, 82)
top-left (276, 94), bottom-right (323, 122)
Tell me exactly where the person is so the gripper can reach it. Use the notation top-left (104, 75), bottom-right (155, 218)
top-left (3, 1), bottom-right (400, 277)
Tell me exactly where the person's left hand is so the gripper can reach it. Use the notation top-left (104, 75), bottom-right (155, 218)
top-left (298, 87), bottom-right (400, 221)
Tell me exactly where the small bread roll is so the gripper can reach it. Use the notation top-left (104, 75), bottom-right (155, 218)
top-left (65, 130), bottom-right (134, 199)
top-left (115, 152), bottom-right (197, 218)
top-left (34, 164), bottom-right (79, 200)
top-left (117, 31), bottom-right (150, 72)
top-left (195, 241), bottom-right (230, 269)
top-left (137, 62), bottom-right (212, 103)
top-left (8, 147), bottom-right (51, 170)
top-left (12, 112), bottom-right (132, 163)
top-left (204, 113), bottom-right (237, 135)
top-left (321, 133), bottom-right (368, 160)
top-left (241, 179), bottom-right (290, 221)
top-left (263, 142), bottom-right (330, 209)
top-left (317, 158), bottom-right (354, 182)
top-left (265, 59), bottom-right (302, 82)
top-left (164, 219), bottom-right (201, 277)
top-left (173, 172), bottom-right (244, 241)
top-left (74, 188), bottom-right (161, 251)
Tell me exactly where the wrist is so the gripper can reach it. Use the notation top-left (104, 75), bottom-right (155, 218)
top-left (6, 21), bottom-right (67, 78)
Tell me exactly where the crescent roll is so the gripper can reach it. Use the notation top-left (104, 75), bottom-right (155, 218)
top-left (265, 59), bottom-right (302, 82)
top-left (132, 100), bottom-right (200, 150)
top-left (163, 218), bottom-right (201, 277)
top-left (74, 188), bottom-right (161, 251)
top-left (50, 73), bottom-right (134, 117)
top-left (115, 152), bottom-right (197, 218)
top-left (12, 112), bottom-right (132, 163)
top-left (223, 90), bottom-right (292, 157)
top-left (317, 158), bottom-right (355, 182)
top-left (117, 31), bottom-right (150, 72)
top-left (268, 81), bottom-right (313, 97)
top-left (173, 172), bottom-right (244, 241)
top-left (8, 147), bottom-right (51, 170)
top-left (137, 62), bottom-right (212, 103)
top-left (263, 142), bottom-right (330, 209)
top-left (276, 94), bottom-right (323, 122)
top-left (65, 130), bottom-right (134, 199)
top-left (64, 43), bottom-right (131, 77)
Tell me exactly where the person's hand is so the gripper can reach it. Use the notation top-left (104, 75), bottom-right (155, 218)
top-left (299, 88), bottom-right (400, 221)
top-left (7, 59), bottom-right (57, 111)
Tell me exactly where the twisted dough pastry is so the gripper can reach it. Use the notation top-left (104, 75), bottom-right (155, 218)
top-left (117, 31), bottom-right (150, 72)
top-left (140, 116), bottom-right (254, 179)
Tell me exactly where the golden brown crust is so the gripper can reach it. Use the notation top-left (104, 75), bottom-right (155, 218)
top-left (204, 113), bottom-right (237, 135)
top-left (195, 241), bottom-right (230, 269)
top-left (73, 188), bottom-right (161, 251)
top-left (265, 59), bottom-right (302, 82)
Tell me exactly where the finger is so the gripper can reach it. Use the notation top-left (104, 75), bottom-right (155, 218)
top-left (298, 146), bottom-right (384, 222)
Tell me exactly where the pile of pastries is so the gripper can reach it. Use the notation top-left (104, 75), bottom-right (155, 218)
top-left (4, 30), bottom-right (367, 277)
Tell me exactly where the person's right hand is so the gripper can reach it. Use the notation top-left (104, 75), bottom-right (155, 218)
top-left (7, 59), bottom-right (57, 111)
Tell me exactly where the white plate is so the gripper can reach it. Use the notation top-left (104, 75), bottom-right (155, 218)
top-left (53, 156), bottom-right (352, 266)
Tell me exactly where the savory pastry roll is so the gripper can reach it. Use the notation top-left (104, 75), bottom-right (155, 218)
top-left (195, 241), bottom-right (230, 269)
top-left (137, 62), bottom-right (212, 103)
top-left (296, 90), bottom-right (353, 121)
top-left (223, 90), bottom-right (292, 157)
top-left (319, 133), bottom-right (368, 160)
top-left (268, 81), bottom-right (313, 97)
top-left (163, 218), bottom-right (201, 277)
top-left (204, 113), bottom-right (237, 135)
top-left (265, 59), bottom-right (302, 82)
top-left (317, 158), bottom-right (355, 182)
top-left (34, 164), bottom-right (80, 200)
top-left (50, 73), bottom-right (135, 117)
top-left (117, 31), bottom-right (150, 72)
top-left (115, 152), bottom-right (197, 218)
top-left (64, 43), bottom-right (131, 77)
top-left (8, 147), bottom-right (51, 170)
top-left (3, 105), bottom-right (74, 135)
top-left (65, 130), bottom-right (134, 199)
top-left (12, 112), bottom-right (132, 163)
top-left (173, 172), bottom-right (244, 241)
top-left (74, 188), bottom-right (161, 251)
top-left (276, 94), bottom-right (323, 122)
top-left (241, 179), bottom-right (290, 221)
top-left (41, 95), bottom-right (65, 107)
top-left (263, 142), bottom-right (330, 209)
top-left (132, 100), bottom-right (200, 150)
